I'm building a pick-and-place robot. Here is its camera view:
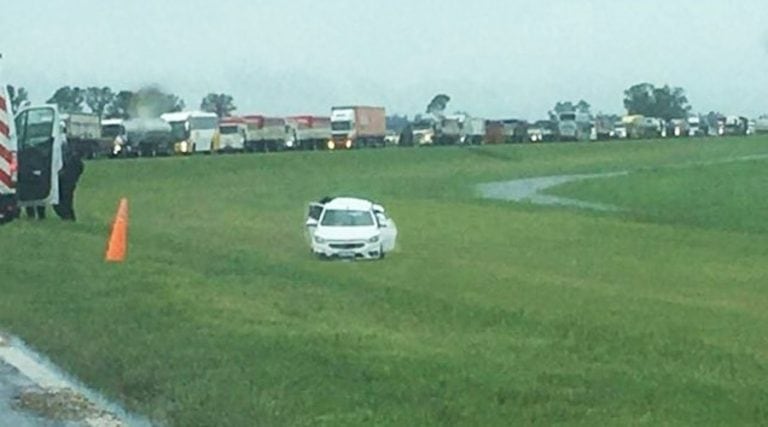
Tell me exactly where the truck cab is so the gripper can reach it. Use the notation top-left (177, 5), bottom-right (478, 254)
top-left (329, 106), bottom-right (386, 149)
top-left (557, 112), bottom-right (579, 141)
top-left (218, 117), bottom-right (246, 152)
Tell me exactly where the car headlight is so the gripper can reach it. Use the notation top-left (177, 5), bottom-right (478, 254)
top-left (314, 235), bottom-right (326, 244)
top-left (368, 235), bottom-right (380, 243)
top-left (327, 140), bottom-right (335, 150)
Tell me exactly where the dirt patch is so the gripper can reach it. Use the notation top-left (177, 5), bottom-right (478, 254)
top-left (13, 388), bottom-right (123, 426)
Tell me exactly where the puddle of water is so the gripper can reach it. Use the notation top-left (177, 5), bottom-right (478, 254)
top-left (477, 172), bottom-right (627, 211)
top-left (0, 335), bottom-right (155, 427)
top-left (476, 153), bottom-right (768, 211)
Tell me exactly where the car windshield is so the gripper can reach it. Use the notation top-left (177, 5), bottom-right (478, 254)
top-left (320, 209), bottom-right (374, 226)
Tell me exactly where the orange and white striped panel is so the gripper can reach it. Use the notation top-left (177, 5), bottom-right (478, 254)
top-left (0, 88), bottom-right (16, 193)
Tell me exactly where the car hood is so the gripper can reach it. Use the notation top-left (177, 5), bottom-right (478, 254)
top-left (315, 226), bottom-right (379, 241)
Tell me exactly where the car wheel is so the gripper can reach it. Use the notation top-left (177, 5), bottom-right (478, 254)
top-left (378, 245), bottom-right (386, 260)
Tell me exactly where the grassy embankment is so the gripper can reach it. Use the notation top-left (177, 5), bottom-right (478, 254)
top-left (1, 136), bottom-right (767, 426)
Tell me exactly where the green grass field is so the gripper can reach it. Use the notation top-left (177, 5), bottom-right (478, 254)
top-left (2, 137), bottom-right (768, 426)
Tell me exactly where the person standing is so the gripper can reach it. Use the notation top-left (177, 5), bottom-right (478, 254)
top-left (53, 143), bottom-right (84, 221)
top-left (24, 205), bottom-right (46, 220)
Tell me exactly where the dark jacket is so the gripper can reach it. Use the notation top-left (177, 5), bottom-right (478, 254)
top-left (60, 142), bottom-right (84, 185)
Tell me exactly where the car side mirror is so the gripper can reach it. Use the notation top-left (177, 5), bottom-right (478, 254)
top-left (306, 218), bottom-right (318, 227)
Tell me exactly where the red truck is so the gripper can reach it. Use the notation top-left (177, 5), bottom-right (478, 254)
top-left (286, 116), bottom-right (332, 151)
top-left (242, 115), bottom-right (291, 152)
top-left (329, 106), bottom-right (386, 149)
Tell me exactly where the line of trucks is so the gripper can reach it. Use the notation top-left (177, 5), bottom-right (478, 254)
top-left (66, 105), bottom-right (389, 158)
top-left (21, 108), bottom-right (768, 161)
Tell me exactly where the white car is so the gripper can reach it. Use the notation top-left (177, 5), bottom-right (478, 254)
top-left (306, 197), bottom-right (397, 260)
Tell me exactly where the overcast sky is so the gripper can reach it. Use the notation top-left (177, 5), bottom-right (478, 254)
top-left (2, 0), bottom-right (767, 119)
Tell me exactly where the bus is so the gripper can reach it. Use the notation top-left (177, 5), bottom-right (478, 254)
top-left (160, 111), bottom-right (219, 154)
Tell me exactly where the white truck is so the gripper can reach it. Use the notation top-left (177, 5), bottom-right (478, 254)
top-left (161, 111), bottom-right (219, 154)
top-left (218, 117), bottom-right (247, 152)
top-left (462, 116), bottom-right (486, 145)
top-left (329, 106), bottom-right (386, 149)
top-left (687, 115), bottom-right (703, 137)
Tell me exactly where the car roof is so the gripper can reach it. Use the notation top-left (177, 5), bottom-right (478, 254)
top-left (323, 197), bottom-right (374, 211)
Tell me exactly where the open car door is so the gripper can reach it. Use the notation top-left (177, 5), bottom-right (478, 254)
top-left (15, 105), bottom-right (62, 205)
top-left (375, 210), bottom-right (398, 252)
top-left (305, 202), bottom-right (325, 243)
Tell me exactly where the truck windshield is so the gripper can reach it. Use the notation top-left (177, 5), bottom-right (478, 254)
top-left (413, 121), bottom-right (434, 131)
top-left (320, 210), bottom-right (375, 227)
top-left (219, 125), bottom-right (239, 135)
top-left (190, 117), bottom-right (218, 130)
top-left (559, 113), bottom-right (576, 121)
top-left (331, 121), bottom-right (351, 131)
top-left (168, 121), bottom-right (189, 141)
top-left (101, 125), bottom-right (123, 138)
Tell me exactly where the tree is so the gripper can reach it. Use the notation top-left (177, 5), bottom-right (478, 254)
top-left (85, 87), bottom-right (115, 119)
top-left (426, 94), bottom-right (451, 116)
top-left (105, 90), bottom-right (135, 119)
top-left (47, 86), bottom-right (85, 113)
top-left (575, 99), bottom-right (591, 114)
top-left (6, 85), bottom-right (29, 112)
top-left (623, 83), bottom-right (691, 120)
top-left (200, 93), bottom-right (236, 118)
top-left (128, 86), bottom-right (185, 118)
top-left (551, 99), bottom-right (591, 116)
top-left (386, 114), bottom-right (410, 133)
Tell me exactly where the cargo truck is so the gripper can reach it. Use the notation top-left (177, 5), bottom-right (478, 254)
top-left (241, 115), bottom-right (289, 152)
top-left (434, 116), bottom-right (463, 145)
top-left (329, 106), bottom-right (386, 149)
top-left (110, 118), bottom-right (174, 157)
top-left (286, 116), bottom-right (331, 150)
top-left (61, 113), bottom-right (111, 159)
top-left (485, 120), bottom-right (505, 144)
top-left (218, 117), bottom-right (247, 152)
top-left (462, 117), bottom-right (486, 145)
top-left (755, 117), bottom-right (768, 134)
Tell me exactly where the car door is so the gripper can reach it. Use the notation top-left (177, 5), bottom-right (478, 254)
top-left (15, 106), bottom-right (62, 204)
top-left (305, 202), bottom-right (324, 244)
top-left (376, 211), bottom-right (397, 252)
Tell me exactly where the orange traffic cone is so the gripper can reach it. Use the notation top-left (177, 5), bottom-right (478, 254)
top-left (106, 198), bottom-right (128, 262)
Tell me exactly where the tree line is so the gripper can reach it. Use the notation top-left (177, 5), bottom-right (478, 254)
top-left (4, 85), bottom-right (237, 119)
top-left (6, 81), bottom-right (703, 122)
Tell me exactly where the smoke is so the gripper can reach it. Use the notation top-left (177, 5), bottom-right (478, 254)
top-left (128, 85), bottom-right (184, 119)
